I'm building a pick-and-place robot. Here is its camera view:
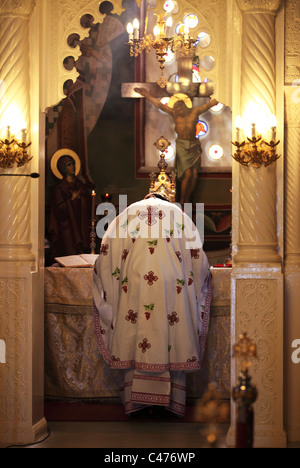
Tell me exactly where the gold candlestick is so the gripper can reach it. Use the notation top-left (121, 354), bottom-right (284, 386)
top-left (90, 190), bottom-right (96, 254)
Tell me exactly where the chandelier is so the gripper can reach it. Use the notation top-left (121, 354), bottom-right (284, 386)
top-left (0, 126), bottom-right (32, 169)
top-left (126, 4), bottom-right (195, 88)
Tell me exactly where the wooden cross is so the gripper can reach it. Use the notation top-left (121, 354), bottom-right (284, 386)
top-left (121, 54), bottom-right (214, 100)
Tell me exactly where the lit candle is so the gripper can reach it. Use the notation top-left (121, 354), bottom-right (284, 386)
top-left (6, 125), bottom-right (11, 141)
top-left (133, 18), bottom-right (139, 40)
top-left (270, 114), bottom-right (277, 141)
top-left (91, 190), bottom-right (96, 222)
top-left (127, 22), bottom-right (133, 41)
top-left (21, 128), bottom-right (26, 143)
top-left (235, 115), bottom-right (243, 143)
top-left (251, 122), bottom-right (256, 138)
top-left (166, 17), bottom-right (172, 37)
top-left (153, 25), bottom-right (160, 37)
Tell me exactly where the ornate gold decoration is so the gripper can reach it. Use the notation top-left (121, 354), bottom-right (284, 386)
top-left (126, 8), bottom-right (195, 88)
top-left (233, 332), bottom-right (257, 374)
top-left (232, 135), bottom-right (280, 168)
top-left (168, 93), bottom-right (192, 109)
top-left (0, 131), bottom-right (32, 169)
top-left (50, 148), bottom-right (81, 179)
top-left (232, 333), bottom-right (258, 448)
top-left (149, 136), bottom-right (176, 203)
top-left (194, 382), bottom-right (229, 447)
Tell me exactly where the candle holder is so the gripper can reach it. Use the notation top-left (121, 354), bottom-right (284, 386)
top-left (232, 116), bottom-right (280, 168)
top-left (232, 333), bottom-right (258, 448)
top-left (126, 13), bottom-right (195, 88)
top-left (0, 131), bottom-right (32, 169)
top-left (101, 193), bottom-right (113, 202)
top-left (90, 221), bottom-right (97, 255)
top-left (232, 135), bottom-right (280, 168)
top-left (90, 190), bottom-right (96, 254)
top-left (194, 382), bottom-right (230, 447)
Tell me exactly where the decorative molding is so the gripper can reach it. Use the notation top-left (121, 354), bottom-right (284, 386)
top-left (0, 0), bottom-right (36, 18)
top-left (285, 0), bottom-right (300, 84)
top-left (236, 0), bottom-right (282, 13)
top-left (0, 276), bottom-right (29, 422)
top-left (228, 273), bottom-right (286, 447)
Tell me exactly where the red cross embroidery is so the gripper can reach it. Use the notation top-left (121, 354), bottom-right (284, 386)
top-left (125, 309), bottom-right (138, 324)
top-left (138, 338), bottom-right (151, 353)
top-left (191, 248), bottom-right (200, 259)
top-left (138, 206), bottom-right (165, 226)
top-left (144, 271), bottom-right (158, 285)
top-left (168, 311), bottom-right (179, 326)
top-left (100, 244), bottom-right (109, 255)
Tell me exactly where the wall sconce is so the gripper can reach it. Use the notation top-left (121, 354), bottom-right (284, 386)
top-left (0, 126), bottom-right (32, 169)
top-left (232, 114), bottom-right (280, 168)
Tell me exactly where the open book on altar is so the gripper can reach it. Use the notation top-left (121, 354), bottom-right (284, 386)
top-left (54, 254), bottom-right (98, 268)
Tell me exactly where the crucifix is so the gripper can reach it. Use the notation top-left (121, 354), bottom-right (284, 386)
top-left (121, 53), bottom-right (216, 205)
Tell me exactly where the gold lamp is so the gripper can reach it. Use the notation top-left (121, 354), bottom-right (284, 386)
top-left (232, 112), bottom-right (280, 168)
top-left (0, 127), bottom-right (32, 169)
top-left (126, 1), bottom-right (195, 88)
top-left (0, 105), bottom-right (32, 169)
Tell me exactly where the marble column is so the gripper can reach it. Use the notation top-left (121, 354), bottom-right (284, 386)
top-left (228, 0), bottom-right (286, 448)
top-left (234, 0), bottom-right (281, 264)
top-left (284, 85), bottom-right (300, 442)
top-left (0, 0), bottom-right (47, 446)
top-left (0, 0), bottom-right (35, 262)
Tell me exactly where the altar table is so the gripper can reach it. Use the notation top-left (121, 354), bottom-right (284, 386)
top-left (44, 266), bottom-right (231, 401)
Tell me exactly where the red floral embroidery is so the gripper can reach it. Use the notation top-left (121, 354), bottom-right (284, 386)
top-left (125, 309), bottom-right (138, 324)
top-left (175, 251), bottom-right (182, 262)
top-left (144, 271), bottom-right (158, 285)
top-left (164, 229), bottom-right (173, 243)
top-left (144, 303), bottom-right (154, 320)
top-left (188, 271), bottom-right (194, 285)
top-left (100, 244), bottom-right (109, 255)
top-left (111, 355), bottom-right (120, 362)
top-left (187, 356), bottom-right (197, 362)
top-left (112, 267), bottom-right (120, 280)
top-left (122, 277), bottom-right (128, 293)
top-left (99, 324), bottom-right (106, 335)
top-left (176, 279), bottom-right (185, 294)
top-left (148, 240), bottom-right (158, 254)
top-left (168, 311), bottom-right (179, 326)
top-left (138, 338), bottom-right (151, 353)
top-left (122, 249), bottom-right (128, 261)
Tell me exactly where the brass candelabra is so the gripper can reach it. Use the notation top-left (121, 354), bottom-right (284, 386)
top-left (126, 14), bottom-right (195, 88)
top-left (0, 129), bottom-right (32, 169)
top-left (232, 118), bottom-right (280, 168)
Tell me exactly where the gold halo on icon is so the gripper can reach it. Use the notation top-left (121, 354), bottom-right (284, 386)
top-left (168, 93), bottom-right (192, 109)
top-left (51, 148), bottom-right (81, 180)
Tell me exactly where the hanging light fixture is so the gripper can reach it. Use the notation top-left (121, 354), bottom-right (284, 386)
top-left (126, 1), bottom-right (196, 88)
